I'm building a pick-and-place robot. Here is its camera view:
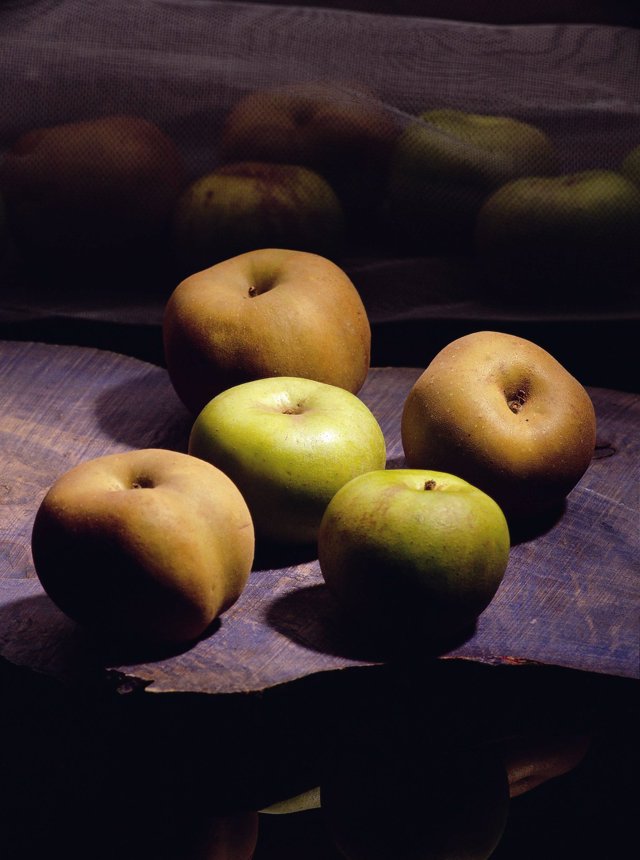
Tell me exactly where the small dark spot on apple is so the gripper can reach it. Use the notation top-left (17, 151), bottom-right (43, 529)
top-left (424, 480), bottom-right (437, 490)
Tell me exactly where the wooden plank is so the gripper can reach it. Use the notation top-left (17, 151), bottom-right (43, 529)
top-left (0, 340), bottom-right (637, 693)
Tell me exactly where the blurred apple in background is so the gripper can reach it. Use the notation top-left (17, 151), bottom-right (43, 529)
top-left (385, 108), bottom-right (554, 254)
top-left (401, 331), bottom-right (597, 523)
top-left (189, 376), bottom-right (387, 545)
top-left (163, 248), bottom-right (371, 415)
top-left (218, 81), bottom-right (399, 217)
top-left (318, 469), bottom-right (510, 644)
top-left (475, 169), bottom-right (640, 307)
top-left (172, 162), bottom-right (345, 274)
top-left (31, 449), bottom-right (254, 648)
top-left (621, 142), bottom-right (640, 186)
top-left (0, 115), bottom-right (185, 265)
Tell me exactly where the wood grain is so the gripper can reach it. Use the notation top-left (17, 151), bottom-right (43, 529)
top-left (0, 340), bottom-right (637, 694)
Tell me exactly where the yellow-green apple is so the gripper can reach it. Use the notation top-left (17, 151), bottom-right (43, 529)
top-left (401, 331), bottom-right (597, 521)
top-left (188, 376), bottom-right (387, 545)
top-left (318, 469), bottom-right (510, 640)
top-left (386, 108), bottom-right (554, 253)
top-left (621, 143), bottom-right (640, 186)
top-left (30, 448), bottom-right (254, 647)
top-left (475, 169), bottom-right (640, 306)
top-left (163, 247), bottom-right (371, 415)
top-left (218, 81), bottom-right (399, 212)
top-left (0, 114), bottom-right (185, 258)
top-left (171, 161), bottom-right (345, 273)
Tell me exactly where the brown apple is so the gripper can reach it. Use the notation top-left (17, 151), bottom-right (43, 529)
top-left (0, 114), bottom-right (185, 257)
top-left (218, 81), bottom-right (399, 212)
top-left (163, 248), bottom-right (371, 415)
top-left (31, 448), bottom-right (255, 647)
top-left (401, 331), bottom-right (596, 521)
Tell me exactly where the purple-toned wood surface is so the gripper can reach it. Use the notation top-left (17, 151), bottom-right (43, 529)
top-left (0, 340), bottom-right (638, 693)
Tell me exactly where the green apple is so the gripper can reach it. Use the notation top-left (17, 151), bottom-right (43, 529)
top-left (188, 376), bottom-right (387, 545)
top-left (163, 247), bottom-right (371, 415)
top-left (475, 169), bottom-right (640, 305)
top-left (386, 108), bottom-right (554, 253)
top-left (318, 468), bottom-right (510, 640)
top-left (172, 161), bottom-right (345, 273)
top-left (401, 331), bottom-right (597, 521)
top-left (621, 143), bottom-right (640, 186)
top-left (31, 449), bottom-right (255, 647)
top-left (0, 115), bottom-right (185, 258)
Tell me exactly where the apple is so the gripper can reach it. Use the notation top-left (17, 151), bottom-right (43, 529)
top-left (0, 114), bottom-right (185, 258)
top-left (401, 331), bottom-right (597, 521)
top-left (322, 731), bottom-right (510, 860)
top-left (385, 108), bottom-right (554, 253)
top-left (30, 448), bottom-right (255, 647)
top-left (218, 81), bottom-right (399, 212)
top-left (163, 247), bottom-right (371, 415)
top-left (475, 169), bottom-right (640, 306)
top-left (171, 161), bottom-right (345, 273)
top-left (318, 468), bottom-right (510, 642)
top-left (621, 143), bottom-right (640, 186)
top-left (188, 376), bottom-right (387, 545)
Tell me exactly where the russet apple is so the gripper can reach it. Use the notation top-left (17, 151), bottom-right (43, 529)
top-left (474, 169), bottom-right (640, 306)
top-left (188, 376), bottom-right (387, 545)
top-left (318, 468), bottom-right (510, 640)
top-left (171, 161), bottom-right (345, 273)
top-left (218, 81), bottom-right (399, 212)
top-left (0, 114), bottom-right (185, 258)
top-left (163, 247), bottom-right (371, 415)
top-left (401, 331), bottom-right (597, 521)
top-left (386, 108), bottom-right (554, 253)
top-left (30, 449), bottom-right (255, 647)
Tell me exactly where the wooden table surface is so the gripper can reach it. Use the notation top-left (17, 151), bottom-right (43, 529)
top-left (1, 340), bottom-right (638, 694)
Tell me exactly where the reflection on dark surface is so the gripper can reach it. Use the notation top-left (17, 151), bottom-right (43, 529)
top-left (1, 655), bottom-right (636, 858)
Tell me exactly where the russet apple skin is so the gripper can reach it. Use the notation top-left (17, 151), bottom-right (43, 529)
top-left (163, 248), bottom-right (371, 415)
top-left (0, 115), bottom-right (185, 257)
top-left (172, 162), bottom-right (345, 273)
top-left (189, 376), bottom-right (387, 545)
top-left (401, 331), bottom-right (597, 521)
top-left (318, 468), bottom-right (510, 639)
top-left (218, 81), bottom-right (399, 212)
top-left (30, 449), bottom-right (255, 646)
top-left (475, 170), bottom-right (640, 306)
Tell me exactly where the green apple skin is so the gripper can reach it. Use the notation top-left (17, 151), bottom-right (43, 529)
top-left (621, 143), bottom-right (640, 186)
top-left (475, 169), bottom-right (640, 306)
top-left (172, 161), bottom-right (345, 273)
top-left (401, 331), bottom-right (597, 521)
top-left (188, 376), bottom-right (387, 545)
top-left (386, 109), bottom-right (554, 253)
top-left (30, 449), bottom-right (255, 647)
top-left (318, 468), bottom-right (510, 639)
top-left (163, 248), bottom-right (371, 416)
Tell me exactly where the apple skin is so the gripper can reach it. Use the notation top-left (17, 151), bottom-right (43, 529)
top-left (475, 169), bottom-right (640, 306)
top-left (621, 143), bottom-right (640, 186)
top-left (188, 376), bottom-right (387, 545)
top-left (318, 468), bottom-right (510, 640)
top-left (0, 114), bottom-right (185, 258)
top-left (218, 81), bottom-right (399, 212)
top-left (30, 449), bottom-right (255, 647)
top-left (172, 161), bottom-right (345, 273)
top-left (386, 108), bottom-right (554, 253)
top-left (163, 247), bottom-right (371, 415)
top-left (401, 331), bottom-right (597, 521)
